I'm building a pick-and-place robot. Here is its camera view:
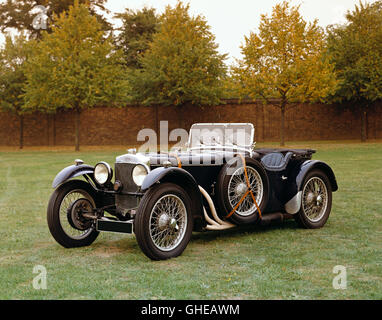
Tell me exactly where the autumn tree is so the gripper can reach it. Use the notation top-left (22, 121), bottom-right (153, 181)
top-left (23, 1), bottom-right (128, 151)
top-left (115, 7), bottom-right (159, 69)
top-left (0, 0), bottom-right (110, 38)
top-left (0, 34), bottom-right (31, 149)
top-left (129, 1), bottom-right (227, 106)
top-left (327, 1), bottom-right (382, 142)
top-left (232, 1), bottom-right (337, 146)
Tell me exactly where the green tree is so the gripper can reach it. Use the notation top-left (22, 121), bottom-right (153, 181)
top-left (327, 1), bottom-right (382, 142)
top-left (115, 7), bottom-right (159, 69)
top-left (129, 1), bottom-right (227, 106)
top-left (0, 34), bottom-right (31, 149)
top-left (232, 1), bottom-right (337, 146)
top-left (23, 1), bottom-right (128, 151)
top-left (0, 0), bottom-right (110, 38)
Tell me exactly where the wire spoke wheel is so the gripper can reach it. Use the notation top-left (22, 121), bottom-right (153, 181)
top-left (228, 166), bottom-right (263, 217)
top-left (59, 189), bottom-right (95, 240)
top-left (302, 177), bottom-right (328, 223)
top-left (149, 194), bottom-right (188, 252)
top-left (48, 180), bottom-right (100, 249)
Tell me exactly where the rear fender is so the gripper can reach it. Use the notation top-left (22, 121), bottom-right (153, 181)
top-left (284, 160), bottom-right (338, 214)
top-left (142, 167), bottom-right (206, 231)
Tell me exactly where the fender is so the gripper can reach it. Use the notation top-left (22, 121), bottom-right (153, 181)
top-left (284, 160), bottom-right (338, 215)
top-left (296, 160), bottom-right (338, 192)
top-left (52, 164), bottom-right (95, 189)
top-left (142, 167), bottom-right (206, 231)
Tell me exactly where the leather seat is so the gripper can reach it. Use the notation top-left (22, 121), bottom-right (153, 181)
top-left (261, 152), bottom-right (294, 171)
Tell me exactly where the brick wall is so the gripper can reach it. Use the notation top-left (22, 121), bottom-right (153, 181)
top-left (0, 101), bottom-right (381, 147)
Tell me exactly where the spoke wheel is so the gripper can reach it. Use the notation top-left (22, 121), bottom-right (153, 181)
top-left (134, 183), bottom-right (193, 261)
top-left (149, 195), bottom-right (188, 252)
top-left (47, 180), bottom-right (100, 248)
top-left (60, 190), bottom-right (95, 240)
top-left (295, 170), bottom-right (333, 229)
top-left (302, 177), bottom-right (328, 223)
top-left (228, 166), bottom-right (263, 217)
top-left (217, 157), bottom-right (269, 225)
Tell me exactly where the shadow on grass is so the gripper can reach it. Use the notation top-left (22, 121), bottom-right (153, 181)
top-left (80, 220), bottom-right (300, 257)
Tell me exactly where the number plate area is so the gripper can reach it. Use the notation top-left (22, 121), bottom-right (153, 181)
top-left (96, 218), bottom-right (134, 234)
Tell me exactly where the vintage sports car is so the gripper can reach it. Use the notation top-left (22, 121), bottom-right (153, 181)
top-left (47, 123), bottom-right (338, 260)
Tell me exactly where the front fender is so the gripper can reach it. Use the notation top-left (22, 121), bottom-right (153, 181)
top-left (52, 164), bottom-right (95, 189)
top-left (141, 167), bottom-right (206, 231)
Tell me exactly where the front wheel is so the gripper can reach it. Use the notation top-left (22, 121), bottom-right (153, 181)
top-left (295, 170), bottom-right (333, 229)
top-left (134, 183), bottom-right (193, 261)
top-left (47, 180), bottom-right (100, 248)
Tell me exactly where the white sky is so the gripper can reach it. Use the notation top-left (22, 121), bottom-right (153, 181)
top-left (0, 0), bottom-right (378, 64)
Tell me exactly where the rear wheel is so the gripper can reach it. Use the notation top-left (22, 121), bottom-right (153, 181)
top-left (295, 170), bottom-right (332, 229)
top-left (47, 180), bottom-right (100, 248)
top-left (134, 183), bottom-right (193, 261)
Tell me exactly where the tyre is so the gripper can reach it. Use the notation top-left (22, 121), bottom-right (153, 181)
top-left (295, 169), bottom-right (333, 229)
top-left (134, 183), bottom-right (193, 261)
top-left (47, 180), bottom-right (100, 248)
top-left (216, 157), bottom-right (269, 225)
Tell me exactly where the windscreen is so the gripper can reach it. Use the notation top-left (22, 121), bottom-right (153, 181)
top-left (189, 124), bottom-right (254, 149)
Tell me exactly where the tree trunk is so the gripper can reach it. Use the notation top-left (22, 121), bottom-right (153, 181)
top-left (280, 102), bottom-right (286, 147)
top-left (74, 107), bottom-right (81, 152)
top-left (361, 105), bottom-right (367, 143)
top-left (19, 115), bottom-right (24, 150)
top-left (53, 113), bottom-right (56, 146)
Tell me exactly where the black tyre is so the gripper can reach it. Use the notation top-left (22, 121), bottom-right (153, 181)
top-left (216, 157), bottom-right (269, 225)
top-left (295, 169), bottom-right (333, 229)
top-left (47, 180), bottom-right (100, 248)
top-left (134, 183), bottom-right (193, 261)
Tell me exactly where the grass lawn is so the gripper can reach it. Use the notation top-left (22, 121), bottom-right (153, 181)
top-left (0, 141), bottom-right (381, 300)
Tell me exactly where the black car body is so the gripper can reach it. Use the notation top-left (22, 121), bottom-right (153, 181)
top-left (48, 123), bottom-right (338, 260)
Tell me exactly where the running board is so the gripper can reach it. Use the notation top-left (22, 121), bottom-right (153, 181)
top-left (96, 218), bottom-right (134, 234)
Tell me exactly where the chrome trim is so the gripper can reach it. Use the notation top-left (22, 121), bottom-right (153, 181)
top-left (285, 191), bottom-right (302, 215)
top-left (116, 153), bottom-right (151, 167)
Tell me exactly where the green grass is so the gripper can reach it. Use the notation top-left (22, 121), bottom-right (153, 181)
top-left (0, 141), bottom-right (381, 300)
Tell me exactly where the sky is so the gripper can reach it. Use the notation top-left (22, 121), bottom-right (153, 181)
top-left (0, 0), bottom-right (378, 64)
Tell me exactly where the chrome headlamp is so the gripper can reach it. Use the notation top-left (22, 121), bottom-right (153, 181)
top-left (132, 164), bottom-right (148, 187)
top-left (94, 162), bottom-right (112, 185)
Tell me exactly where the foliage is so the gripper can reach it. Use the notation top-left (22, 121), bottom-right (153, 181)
top-left (23, 1), bottom-right (128, 150)
top-left (0, 34), bottom-right (31, 148)
top-left (128, 1), bottom-right (227, 106)
top-left (0, 0), bottom-right (110, 38)
top-left (115, 7), bottom-right (159, 69)
top-left (0, 34), bottom-right (30, 115)
top-left (327, 1), bottom-right (382, 104)
top-left (232, 1), bottom-right (337, 146)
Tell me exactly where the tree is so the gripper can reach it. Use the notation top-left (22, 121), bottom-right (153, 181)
top-left (0, 0), bottom-right (110, 38)
top-left (0, 34), bottom-right (31, 149)
top-left (129, 1), bottom-right (227, 106)
top-left (327, 1), bottom-right (382, 142)
top-left (232, 1), bottom-right (337, 146)
top-left (115, 7), bottom-right (159, 69)
top-left (23, 0), bottom-right (129, 151)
